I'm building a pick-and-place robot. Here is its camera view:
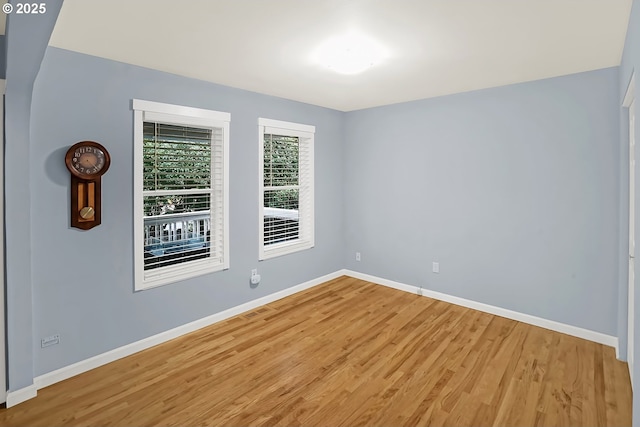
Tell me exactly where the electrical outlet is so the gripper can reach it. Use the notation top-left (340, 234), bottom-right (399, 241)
top-left (432, 262), bottom-right (440, 273)
top-left (41, 334), bottom-right (60, 348)
top-left (355, 252), bottom-right (361, 261)
top-left (250, 269), bottom-right (261, 285)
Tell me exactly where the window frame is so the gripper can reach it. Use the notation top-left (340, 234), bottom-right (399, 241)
top-left (133, 99), bottom-right (230, 291)
top-left (258, 118), bottom-right (315, 260)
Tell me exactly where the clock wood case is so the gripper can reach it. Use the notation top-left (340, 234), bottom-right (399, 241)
top-left (65, 141), bottom-right (111, 230)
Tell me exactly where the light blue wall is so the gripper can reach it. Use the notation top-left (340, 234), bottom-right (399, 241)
top-left (343, 67), bottom-right (620, 336)
top-left (4, 0), bottom-right (63, 391)
top-left (619, 0), bottom-right (640, 424)
top-left (27, 47), bottom-right (344, 376)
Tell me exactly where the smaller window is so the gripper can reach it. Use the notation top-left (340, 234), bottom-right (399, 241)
top-left (259, 118), bottom-right (315, 260)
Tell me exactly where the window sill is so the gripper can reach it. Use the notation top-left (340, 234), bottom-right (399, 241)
top-left (135, 259), bottom-right (227, 291)
top-left (259, 240), bottom-right (314, 261)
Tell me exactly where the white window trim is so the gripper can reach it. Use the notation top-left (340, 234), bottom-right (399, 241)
top-left (258, 118), bottom-right (315, 260)
top-left (133, 99), bottom-right (230, 291)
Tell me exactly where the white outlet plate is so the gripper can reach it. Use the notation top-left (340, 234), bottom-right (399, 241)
top-left (251, 269), bottom-right (258, 276)
top-left (355, 252), bottom-right (361, 261)
top-left (432, 262), bottom-right (440, 273)
top-left (41, 334), bottom-right (60, 348)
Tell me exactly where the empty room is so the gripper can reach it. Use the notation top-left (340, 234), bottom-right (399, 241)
top-left (1, 0), bottom-right (639, 426)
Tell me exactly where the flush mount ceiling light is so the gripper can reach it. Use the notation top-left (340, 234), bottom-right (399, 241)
top-left (312, 32), bottom-right (387, 75)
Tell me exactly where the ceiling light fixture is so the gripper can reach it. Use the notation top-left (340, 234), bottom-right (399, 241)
top-left (312, 32), bottom-right (387, 75)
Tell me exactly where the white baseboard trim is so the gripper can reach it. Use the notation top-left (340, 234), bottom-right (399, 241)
top-left (15, 268), bottom-right (619, 407)
top-left (31, 270), bottom-right (346, 398)
top-left (6, 384), bottom-right (37, 408)
top-left (344, 270), bottom-right (619, 349)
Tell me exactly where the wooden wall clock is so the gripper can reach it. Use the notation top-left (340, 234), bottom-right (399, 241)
top-left (65, 141), bottom-right (111, 230)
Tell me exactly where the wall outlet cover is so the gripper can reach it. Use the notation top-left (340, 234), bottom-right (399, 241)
top-left (41, 334), bottom-right (60, 348)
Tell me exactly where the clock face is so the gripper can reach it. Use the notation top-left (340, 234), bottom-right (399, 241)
top-left (65, 141), bottom-right (111, 178)
top-left (72, 147), bottom-right (105, 176)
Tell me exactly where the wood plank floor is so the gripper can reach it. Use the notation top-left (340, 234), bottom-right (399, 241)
top-left (0, 276), bottom-right (632, 426)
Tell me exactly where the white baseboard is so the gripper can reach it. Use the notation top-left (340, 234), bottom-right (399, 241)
top-left (6, 384), bottom-right (37, 408)
top-left (15, 268), bottom-right (619, 408)
top-left (344, 270), bottom-right (619, 349)
top-left (32, 270), bottom-right (345, 397)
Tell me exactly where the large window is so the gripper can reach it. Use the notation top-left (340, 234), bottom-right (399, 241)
top-left (259, 118), bottom-right (314, 260)
top-left (133, 100), bottom-right (229, 290)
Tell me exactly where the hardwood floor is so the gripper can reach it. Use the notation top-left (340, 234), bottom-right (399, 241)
top-left (0, 276), bottom-right (632, 426)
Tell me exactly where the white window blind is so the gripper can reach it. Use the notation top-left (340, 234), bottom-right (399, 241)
top-left (259, 118), bottom-right (314, 260)
top-left (133, 100), bottom-right (229, 290)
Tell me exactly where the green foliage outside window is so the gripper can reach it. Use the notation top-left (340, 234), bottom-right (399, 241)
top-left (143, 123), bottom-right (212, 217)
top-left (264, 134), bottom-right (299, 210)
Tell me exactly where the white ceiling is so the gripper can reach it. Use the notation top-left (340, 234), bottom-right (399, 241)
top-left (49, 0), bottom-right (632, 112)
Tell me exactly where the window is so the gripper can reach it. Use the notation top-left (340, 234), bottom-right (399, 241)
top-left (133, 100), bottom-right (229, 290)
top-left (259, 118), bottom-right (314, 259)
